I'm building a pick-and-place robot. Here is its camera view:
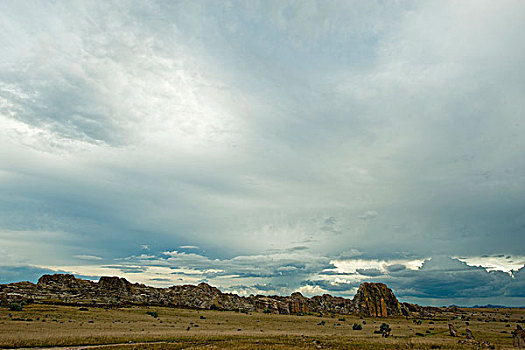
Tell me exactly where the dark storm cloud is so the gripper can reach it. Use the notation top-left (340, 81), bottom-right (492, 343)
top-left (505, 268), bottom-right (525, 298)
top-left (382, 257), bottom-right (510, 299)
top-left (355, 268), bottom-right (384, 277)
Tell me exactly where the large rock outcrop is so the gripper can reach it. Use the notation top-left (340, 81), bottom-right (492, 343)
top-left (353, 282), bottom-right (402, 316)
top-left (1, 274), bottom-right (415, 317)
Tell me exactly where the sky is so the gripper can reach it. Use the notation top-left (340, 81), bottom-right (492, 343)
top-left (1, 0), bottom-right (524, 306)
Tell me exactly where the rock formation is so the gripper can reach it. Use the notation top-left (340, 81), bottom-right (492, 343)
top-left (399, 302), bottom-right (442, 317)
top-left (353, 282), bottom-right (402, 316)
top-left (466, 328), bottom-right (475, 340)
top-left (456, 326), bottom-right (494, 348)
top-left (458, 338), bottom-right (494, 348)
top-left (448, 323), bottom-right (458, 337)
top-left (513, 325), bottom-right (525, 348)
top-left (287, 292), bottom-right (310, 314)
top-left (1, 273), bottom-right (416, 317)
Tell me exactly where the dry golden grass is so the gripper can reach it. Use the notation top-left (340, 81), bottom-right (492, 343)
top-left (0, 304), bottom-right (523, 349)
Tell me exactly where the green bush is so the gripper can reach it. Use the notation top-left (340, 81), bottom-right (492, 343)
top-left (9, 302), bottom-right (23, 311)
top-left (380, 323), bottom-right (391, 333)
top-left (146, 310), bottom-right (158, 318)
top-left (352, 323), bottom-right (362, 330)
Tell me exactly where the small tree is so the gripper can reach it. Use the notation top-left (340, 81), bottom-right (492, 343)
top-left (352, 323), bottom-right (362, 330)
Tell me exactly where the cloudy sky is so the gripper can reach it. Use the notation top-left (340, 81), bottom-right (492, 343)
top-left (1, 0), bottom-right (524, 306)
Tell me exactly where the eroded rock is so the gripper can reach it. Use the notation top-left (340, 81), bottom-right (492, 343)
top-left (353, 282), bottom-right (402, 317)
top-left (449, 323), bottom-right (458, 337)
top-left (513, 325), bottom-right (525, 348)
top-left (0, 274), bottom-right (426, 317)
top-left (466, 328), bottom-right (475, 340)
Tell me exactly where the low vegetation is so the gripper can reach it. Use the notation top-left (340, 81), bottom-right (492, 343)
top-left (146, 310), bottom-right (159, 318)
top-left (0, 304), bottom-right (523, 349)
top-left (8, 302), bottom-right (23, 311)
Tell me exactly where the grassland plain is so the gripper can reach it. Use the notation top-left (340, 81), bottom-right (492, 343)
top-left (0, 304), bottom-right (523, 349)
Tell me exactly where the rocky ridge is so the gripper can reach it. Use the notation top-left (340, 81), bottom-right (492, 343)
top-left (1, 274), bottom-right (432, 317)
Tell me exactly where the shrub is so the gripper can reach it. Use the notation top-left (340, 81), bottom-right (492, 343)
top-left (379, 323), bottom-right (391, 333)
top-left (338, 317), bottom-right (346, 321)
top-left (352, 323), bottom-right (362, 330)
top-left (9, 302), bottom-right (23, 311)
top-left (379, 323), bottom-right (392, 337)
top-left (146, 310), bottom-right (159, 318)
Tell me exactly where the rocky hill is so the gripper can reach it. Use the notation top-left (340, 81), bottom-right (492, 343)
top-left (0, 274), bottom-right (433, 317)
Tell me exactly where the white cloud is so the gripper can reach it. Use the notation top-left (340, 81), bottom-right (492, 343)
top-left (456, 255), bottom-right (525, 274)
top-left (295, 284), bottom-right (330, 297)
top-left (330, 258), bottom-right (426, 275)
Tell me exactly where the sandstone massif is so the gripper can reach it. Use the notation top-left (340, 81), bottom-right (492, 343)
top-left (0, 274), bottom-right (435, 317)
